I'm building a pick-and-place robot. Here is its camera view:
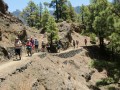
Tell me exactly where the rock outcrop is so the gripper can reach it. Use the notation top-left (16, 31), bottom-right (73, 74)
top-left (0, 46), bottom-right (10, 59)
top-left (0, 0), bottom-right (8, 14)
top-left (58, 21), bottom-right (72, 50)
top-left (71, 23), bottom-right (85, 33)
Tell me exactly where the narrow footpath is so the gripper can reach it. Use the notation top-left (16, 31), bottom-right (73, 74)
top-left (0, 47), bottom-right (83, 78)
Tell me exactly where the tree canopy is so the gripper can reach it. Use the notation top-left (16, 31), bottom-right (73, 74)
top-left (20, 0), bottom-right (120, 55)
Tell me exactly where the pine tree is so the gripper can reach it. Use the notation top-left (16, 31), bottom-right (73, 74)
top-left (45, 16), bottom-right (59, 45)
top-left (21, 1), bottom-right (38, 27)
top-left (108, 1), bottom-right (120, 54)
top-left (41, 8), bottom-right (50, 30)
top-left (39, 2), bottom-right (43, 22)
top-left (50, 0), bottom-right (59, 21)
top-left (81, 0), bottom-right (114, 49)
top-left (44, 2), bottom-right (49, 8)
top-left (50, 0), bottom-right (71, 21)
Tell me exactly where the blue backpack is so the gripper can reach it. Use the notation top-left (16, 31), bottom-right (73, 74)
top-left (35, 40), bottom-right (39, 45)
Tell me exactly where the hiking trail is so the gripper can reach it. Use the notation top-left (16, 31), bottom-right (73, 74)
top-left (0, 47), bottom-right (83, 78)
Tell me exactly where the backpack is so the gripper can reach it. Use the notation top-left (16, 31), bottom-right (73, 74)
top-left (35, 40), bottom-right (39, 45)
top-left (30, 39), bottom-right (34, 45)
top-left (26, 41), bottom-right (32, 49)
top-left (26, 41), bottom-right (32, 46)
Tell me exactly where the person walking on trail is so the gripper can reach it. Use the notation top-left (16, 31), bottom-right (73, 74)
top-left (73, 40), bottom-right (76, 48)
top-left (26, 39), bottom-right (32, 56)
top-left (76, 40), bottom-right (79, 48)
top-left (14, 37), bottom-right (22, 60)
top-left (34, 38), bottom-right (39, 52)
top-left (30, 37), bottom-right (35, 49)
top-left (46, 43), bottom-right (50, 52)
top-left (41, 40), bottom-right (45, 52)
top-left (56, 41), bottom-right (61, 53)
top-left (84, 38), bottom-right (87, 46)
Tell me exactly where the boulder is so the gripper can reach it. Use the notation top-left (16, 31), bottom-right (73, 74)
top-left (0, 0), bottom-right (8, 14)
top-left (0, 46), bottom-right (10, 59)
top-left (82, 73), bottom-right (91, 82)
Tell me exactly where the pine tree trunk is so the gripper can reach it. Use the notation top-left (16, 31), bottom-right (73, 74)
top-left (56, 0), bottom-right (59, 22)
top-left (99, 31), bottom-right (104, 51)
top-left (99, 36), bottom-right (104, 51)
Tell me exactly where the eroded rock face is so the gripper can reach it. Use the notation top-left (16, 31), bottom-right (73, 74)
top-left (58, 21), bottom-right (72, 50)
top-left (0, 0), bottom-right (8, 14)
top-left (71, 23), bottom-right (85, 33)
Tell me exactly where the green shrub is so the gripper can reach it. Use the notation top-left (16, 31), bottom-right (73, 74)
top-left (66, 19), bottom-right (72, 23)
top-left (96, 80), bottom-right (108, 86)
top-left (90, 60), bottom-right (106, 71)
top-left (90, 33), bottom-right (96, 44)
top-left (108, 86), bottom-right (116, 90)
top-left (96, 78), bottom-right (115, 86)
top-left (58, 19), bottom-right (64, 22)
top-left (90, 59), bottom-right (114, 70)
top-left (90, 59), bottom-right (117, 73)
top-left (32, 27), bottom-right (36, 30)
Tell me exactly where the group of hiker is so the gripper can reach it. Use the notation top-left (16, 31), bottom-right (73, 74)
top-left (72, 38), bottom-right (87, 48)
top-left (14, 37), bottom-right (39, 60)
top-left (14, 36), bottom-right (88, 60)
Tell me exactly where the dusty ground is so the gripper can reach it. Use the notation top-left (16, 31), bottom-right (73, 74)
top-left (0, 45), bottom-right (109, 90)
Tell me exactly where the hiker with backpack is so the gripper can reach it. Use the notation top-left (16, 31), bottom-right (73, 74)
top-left (84, 38), bottom-right (87, 46)
top-left (41, 40), bottom-right (45, 52)
top-left (30, 37), bottom-right (35, 49)
top-left (46, 43), bottom-right (50, 52)
top-left (26, 39), bottom-right (32, 56)
top-left (14, 37), bottom-right (22, 60)
top-left (56, 40), bottom-right (61, 53)
top-left (34, 38), bottom-right (39, 52)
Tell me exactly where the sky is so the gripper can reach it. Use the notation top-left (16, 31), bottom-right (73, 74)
top-left (4, 0), bottom-right (112, 12)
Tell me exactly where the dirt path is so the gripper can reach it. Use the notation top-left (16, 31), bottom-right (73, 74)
top-left (0, 52), bottom-right (41, 78)
top-left (0, 47), bottom-right (84, 78)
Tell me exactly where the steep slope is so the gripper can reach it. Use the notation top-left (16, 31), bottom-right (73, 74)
top-left (0, 48), bottom-right (91, 90)
top-left (0, 13), bottom-right (46, 61)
